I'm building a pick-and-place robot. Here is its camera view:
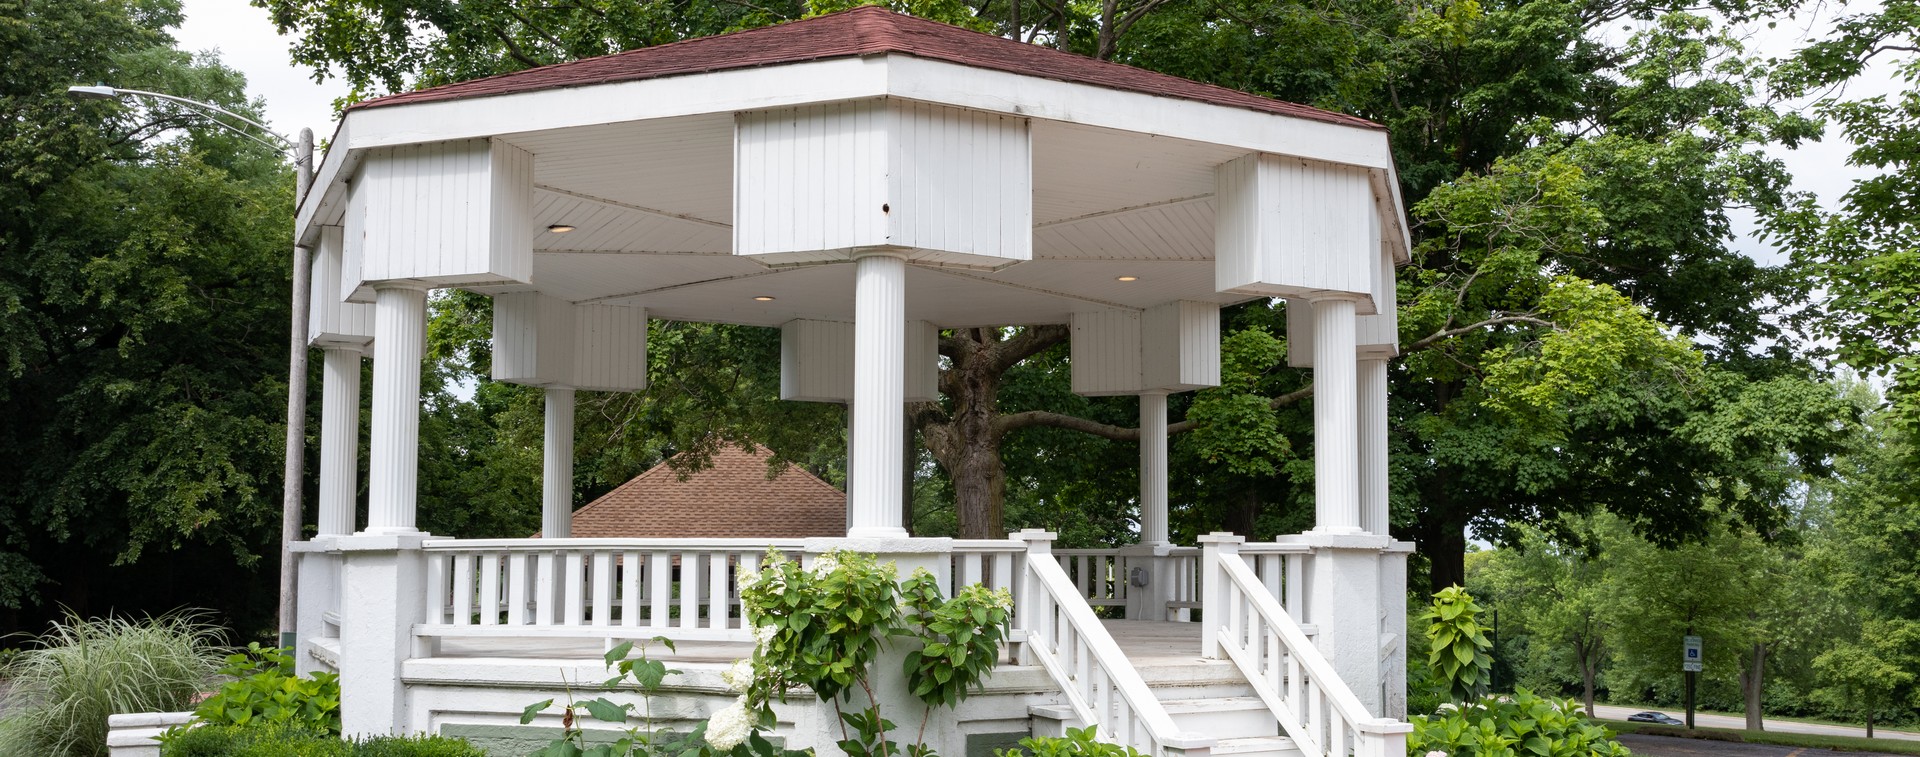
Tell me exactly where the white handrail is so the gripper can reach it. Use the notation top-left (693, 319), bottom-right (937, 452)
top-left (1013, 532), bottom-right (1212, 757)
top-left (1200, 535), bottom-right (1409, 757)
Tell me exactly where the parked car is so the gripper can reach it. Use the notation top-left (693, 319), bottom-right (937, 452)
top-left (1627, 711), bottom-right (1686, 726)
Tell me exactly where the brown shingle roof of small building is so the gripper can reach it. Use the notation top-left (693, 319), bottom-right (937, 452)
top-left (568, 443), bottom-right (845, 538)
top-left (348, 6), bottom-right (1379, 130)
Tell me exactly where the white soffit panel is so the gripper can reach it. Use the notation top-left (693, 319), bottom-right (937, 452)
top-left (308, 225), bottom-right (375, 349)
top-left (351, 138), bottom-right (535, 290)
top-left (531, 188), bottom-right (730, 254)
top-left (1070, 309), bottom-right (1144, 396)
top-left (1215, 153), bottom-right (1374, 301)
top-left (1141, 301), bottom-right (1220, 391)
top-left (734, 99), bottom-right (1031, 267)
top-left (1029, 120), bottom-right (1234, 225)
top-left (509, 113), bottom-right (735, 225)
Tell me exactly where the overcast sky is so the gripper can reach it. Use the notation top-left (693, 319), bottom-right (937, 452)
top-left (170, 0), bottom-right (1897, 267)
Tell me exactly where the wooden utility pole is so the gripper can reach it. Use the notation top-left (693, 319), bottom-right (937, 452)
top-left (279, 128), bottom-right (315, 650)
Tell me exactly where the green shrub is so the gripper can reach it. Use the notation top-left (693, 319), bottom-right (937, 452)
top-left (994, 726), bottom-right (1144, 757)
top-left (0, 612), bottom-right (225, 757)
top-left (159, 723), bottom-right (485, 757)
top-left (1407, 688), bottom-right (1631, 757)
top-left (1422, 586), bottom-right (1494, 703)
top-left (193, 644), bottom-right (341, 735)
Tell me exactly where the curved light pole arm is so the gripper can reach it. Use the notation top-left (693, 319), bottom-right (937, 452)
top-left (107, 88), bottom-right (293, 149)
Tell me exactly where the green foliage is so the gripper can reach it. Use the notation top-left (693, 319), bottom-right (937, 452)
top-left (0, 612), bottom-right (225, 757)
top-left (191, 644), bottom-right (341, 736)
top-left (1407, 689), bottom-right (1631, 757)
top-left (0, 0), bottom-right (295, 630)
top-left (900, 573), bottom-right (1012, 709)
top-left (159, 723), bottom-right (486, 757)
top-left (1424, 587), bottom-right (1496, 702)
top-left (739, 551), bottom-right (903, 705)
top-left (993, 726), bottom-right (1144, 757)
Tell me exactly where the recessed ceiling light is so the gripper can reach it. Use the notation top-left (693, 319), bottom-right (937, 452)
top-left (753, 295), bottom-right (776, 302)
top-left (547, 224), bottom-right (576, 233)
top-left (1116, 275), bottom-right (1139, 282)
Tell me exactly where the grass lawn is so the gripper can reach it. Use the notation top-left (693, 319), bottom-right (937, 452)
top-left (1603, 719), bottom-right (1920, 755)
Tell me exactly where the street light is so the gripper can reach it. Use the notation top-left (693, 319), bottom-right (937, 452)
top-left (69, 83), bottom-right (316, 650)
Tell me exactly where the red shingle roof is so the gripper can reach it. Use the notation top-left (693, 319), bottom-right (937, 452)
top-left (568, 443), bottom-right (845, 539)
top-left (349, 6), bottom-right (1379, 130)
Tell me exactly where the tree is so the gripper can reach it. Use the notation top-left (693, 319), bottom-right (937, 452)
top-left (1471, 525), bottom-right (1612, 716)
top-left (1813, 619), bottom-right (1920, 738)
top-left (0, 0), bottom-right (296, 634)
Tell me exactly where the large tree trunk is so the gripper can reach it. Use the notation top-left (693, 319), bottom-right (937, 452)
top-left (1580, 638), bottom-right (1600, 718)
top-left (1741, 642), bottom-right (1767, 731)
top-left (1424, 512), bottom-right (1467, 593)
top-left (918, 327), bottom-right (1067, 539)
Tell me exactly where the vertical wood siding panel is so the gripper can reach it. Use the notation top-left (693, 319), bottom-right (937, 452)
top-left (1069, 309), bottom-right (1142, 396)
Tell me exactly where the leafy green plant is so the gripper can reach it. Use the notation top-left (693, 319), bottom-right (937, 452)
top-left (191, 643), bottom-right (342, 735)
top-left (159, 722), bottom-right (486, 757)
top-left (993, 726), bottom-right (1145, 757)
top-left (519, 637), bottom-right (804, 757)
top-left (1406, 689), bottom-right (1631, 757)
top-left (1423, 586), bottom-right (1495, 702)
top-left (735, 551), bottom-right (1012, 757)
top-left (0, 611), bottom-right (226, 757)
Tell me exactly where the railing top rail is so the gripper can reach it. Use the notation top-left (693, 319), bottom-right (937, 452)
top-left (1218, 553), bottom-right (1376, 722)
top-left (421, 537), bottom-right (810, 551)
top-left (1237, 542), bottom-right (1312, 555)
top-left (949, 540), bottom-right (1027, 552)
top-left (1051, 548), bottom-right (1124, 555)
top-left (1026, 553), bottom-right (1200, 746)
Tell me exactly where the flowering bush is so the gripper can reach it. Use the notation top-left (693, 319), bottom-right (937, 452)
top-left (1406, 689), bottom-right (1631, 757)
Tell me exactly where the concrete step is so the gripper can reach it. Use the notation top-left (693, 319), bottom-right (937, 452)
top-left (1211, 736), bottom-right (1303, 757)
top-left (1162, 696), bottom-right (1280, 740)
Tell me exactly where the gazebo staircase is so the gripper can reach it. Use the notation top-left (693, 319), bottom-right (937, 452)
top-left (1016, 534), bottom-right (1411, 757)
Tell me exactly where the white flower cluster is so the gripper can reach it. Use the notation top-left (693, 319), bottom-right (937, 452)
top-left (993, 590), bottom-right (1014, 612)
top-left (706, 696), bottom-right (754, 751)
top-left (753, 623), bottom-right (777, 647)
top-left (738, 569), bottom-right (761, 591)
top-left (810, 553), bottom-right (840, 578)
top-left (720, 659), bottom-right (755, 694)
top-left (1425, 750), bottom-right (1448, 757)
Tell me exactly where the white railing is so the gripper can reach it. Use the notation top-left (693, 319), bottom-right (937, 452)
top-left (1014, 532), bottom-right (1213, 757)
top-left (1239, 542), bottom-right (1312, 631)
top-left (1056, 549), bottom-right (1128, 607)
top-left (1200, 535), bottom-right (1409, 757)
top-left (951, 540), bottom-right (1026, 597)
top-left (420, 538), bottom-right (805, 642)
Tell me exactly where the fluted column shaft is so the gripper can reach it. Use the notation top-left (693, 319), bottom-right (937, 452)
top-left (318, 347), bottom-right (363, 536)
top-left (848, 253), bottom-right (908, 538)
top-left (1311, 297), bottom-right (1362, 533)
top-left (543, 386), bottom-right (575, 538)
top-left (1139, 391), bottom-right (1170, 544)
top-left (365, 286), bottom-right (426, 534)
top-left (1358, 357), bottom-right (1390, 535)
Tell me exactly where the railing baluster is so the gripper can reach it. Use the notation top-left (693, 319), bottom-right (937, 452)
top-left (649, 551), bottom-right (670, 629)
top-left (508, 553), bottom-right (530, 625)
top-left (708, 552), bottom-right (729, 628)
top-left (425, 552), bottom-right (449, 626)
top-left (535, 552), bottom-right (557, 625)
top-left (592, 551), bottom-right (614, 626)
top-left (563, 551), bottom-right (586, 625)
top-left (620, 551), bottom-right (640, 627)
top-left (451, 554), bottom-right (474, 626)
top-left (991, 552), bottom-right (1012, 593)
top-left (478, 554), bottom-right (501, 625)
top-left (678, 552), bottom-right (700, 629)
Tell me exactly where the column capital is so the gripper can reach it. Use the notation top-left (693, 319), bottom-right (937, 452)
top-left (1302, 291), bottom-right (1369, 305)
top-left (371, 281), bottom-right (433, 293)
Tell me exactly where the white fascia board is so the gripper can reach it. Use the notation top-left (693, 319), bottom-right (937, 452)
top-left (883, 55), bottom-right (1393, 170)
top-left (296, 56), bottom-right (891, 245)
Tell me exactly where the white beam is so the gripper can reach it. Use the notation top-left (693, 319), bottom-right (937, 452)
top-left (365, 286), bottom-right (427, 535)
top-left (848, 254), bottom-right (909, 538)
top-left (543, 387), bottom-right (575, 539)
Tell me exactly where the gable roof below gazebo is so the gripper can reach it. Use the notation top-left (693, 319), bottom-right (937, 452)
top-left (567, 443), bottom-right (845, 540)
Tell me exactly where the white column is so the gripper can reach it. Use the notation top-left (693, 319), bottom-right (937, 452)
top-left (1311, 297), bottom-right (1362, 533)
top-left (543, 386), bottom-right (575, 538)
top-left (1139, 391), bottom-right (1170, 544)
top-left (318, 348), bottom-right (364, 536)
top-left (1358, 358), bottom-right (1390, 535)
top-left (365, 286), bottom-right (426, 535)
top-left (848, 253), bottom-right (908, 538)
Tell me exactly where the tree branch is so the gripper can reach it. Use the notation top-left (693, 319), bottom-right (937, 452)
top-left (1405, 314), bottom-right (1558, 352)
top-left (993, 384), bottom-right (1315, 440)
top-left (989, 324), bottom-right (1068, 373)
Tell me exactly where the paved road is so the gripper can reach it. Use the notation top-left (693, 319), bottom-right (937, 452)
top-left (1594, 705), bottom-right (1920, 742)
top-left (1616, 732), bottom-right (1907, 757)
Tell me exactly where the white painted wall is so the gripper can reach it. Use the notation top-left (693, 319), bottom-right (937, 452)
top-left (780, 318), bottom-right (938, 403)
top-left (308, 225), bottom-right (375, 348)
top-left (346, 139), bottom-right (534, 292)
top-left (1215, 153), bottom-right (1374, 301)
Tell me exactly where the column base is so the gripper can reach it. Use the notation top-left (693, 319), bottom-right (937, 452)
top-left (843, 526), bottom-right (912, 539)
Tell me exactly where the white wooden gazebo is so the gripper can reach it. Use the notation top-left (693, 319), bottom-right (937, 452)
top-left (284, 9), bottom-right (1415, 757)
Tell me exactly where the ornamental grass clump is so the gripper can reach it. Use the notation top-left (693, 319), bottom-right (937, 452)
top-left (0, 612), bottom-right (225, 757)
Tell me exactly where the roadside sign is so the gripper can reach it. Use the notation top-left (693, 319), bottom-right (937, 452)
top-left (1683, 635), bottom-right (1703, 672)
